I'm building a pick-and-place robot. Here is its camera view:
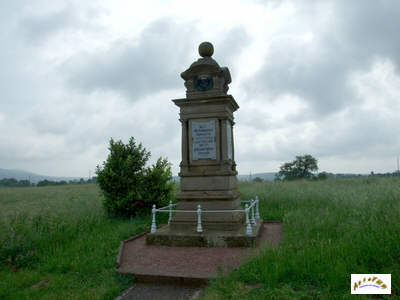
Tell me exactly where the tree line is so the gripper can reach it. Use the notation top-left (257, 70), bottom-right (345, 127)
top-left (0, 177), bottom-right (97, 187)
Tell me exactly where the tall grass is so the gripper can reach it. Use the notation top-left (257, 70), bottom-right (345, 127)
top-left (1, 179), bottom-right (398, 299)
top-left (0, 184), bottom-right (149, 300)
top-left (204, 178), bottom-right (400, 299)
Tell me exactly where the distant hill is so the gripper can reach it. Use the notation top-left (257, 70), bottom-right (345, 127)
top-left (0, 168), bottom-right (80, 184)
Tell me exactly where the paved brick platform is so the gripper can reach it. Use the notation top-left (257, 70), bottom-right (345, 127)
top-left (116, 222), bottom-right (282, 284)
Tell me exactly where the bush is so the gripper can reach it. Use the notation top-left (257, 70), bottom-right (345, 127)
top-left (142, 158), bottom-right (175, 208)
top-left (96, 137), bottom-right (174, 218)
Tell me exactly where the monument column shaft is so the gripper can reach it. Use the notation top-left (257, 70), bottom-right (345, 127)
top-left (220, 119), bottom-right (228, 161)
top-left (180, 119), bottom-right (189, 167)
top-left (231, 120), bottom-right (235, 163)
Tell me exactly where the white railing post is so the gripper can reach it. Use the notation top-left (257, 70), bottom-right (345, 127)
top-left (245, 204), bottom-right (252, 235)
top-left (197, 205), bottom-right (203, 233)
top-left (151, 204), bottom-right (157, 233)
top-left (251, 199), bottom-right (256, 226)
top-left (168, 200), bottom-right (173, 225)
top-left (255, 195), bottom-right (260, 220)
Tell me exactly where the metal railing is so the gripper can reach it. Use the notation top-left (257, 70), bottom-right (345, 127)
top-left (150, 195), bottom-right (260, 236)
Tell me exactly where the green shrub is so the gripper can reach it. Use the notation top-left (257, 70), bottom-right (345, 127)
top-left (96, 137), bottom-right (174, 218)
top-left (142, 157), bottom-right (175, 209)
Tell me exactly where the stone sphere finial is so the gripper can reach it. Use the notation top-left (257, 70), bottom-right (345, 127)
top-left (199, 41), bottom-right (214, 57)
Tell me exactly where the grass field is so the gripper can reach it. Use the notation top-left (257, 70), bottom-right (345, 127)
top-left (0, 184), bottom-right (149, 300)
top-left (1, 178), bottom-right (399, 299)
top-left (203, 177), bottom-right (400, 299)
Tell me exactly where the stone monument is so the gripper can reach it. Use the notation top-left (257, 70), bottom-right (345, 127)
top-left (146, 42), bottom-right (262, 247)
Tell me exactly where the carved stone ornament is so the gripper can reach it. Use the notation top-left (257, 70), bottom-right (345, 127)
top-left (181, 42), bottom-right (232, 99)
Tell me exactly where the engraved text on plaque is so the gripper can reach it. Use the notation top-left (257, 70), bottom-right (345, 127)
top-left (192, 120), bottom-right (216, 160)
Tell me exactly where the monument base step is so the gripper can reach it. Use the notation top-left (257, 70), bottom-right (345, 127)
top-left (169, 221), bottom-right (243, 231)
top-left (146, 220), bottom-right (263, 247)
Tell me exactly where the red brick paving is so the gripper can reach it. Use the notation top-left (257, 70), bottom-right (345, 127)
top-left (117, 222), bottom-right (282, 282)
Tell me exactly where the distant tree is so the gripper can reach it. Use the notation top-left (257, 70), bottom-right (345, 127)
top-left (10, 178), bottom-right (18, 186)
top-left (18, 179), bottom-right (31, 187)
top-left (276, 154), bottom-right (318, 181)
top-left (253, 177), bottom-right (263, 183)
top-left (0, 178), bottom-right (34, 187)
top-left (37, 179), bottom-right (51, 187)
top-left (317, 172), bottom-right (328, 180)
top-left (36, 179), bottom-right (67, 187)
top-left (86, 176), bottom-right (97, 183)
top-left (96, 137), bottom-right (174, 218)
top-left (1, 178), bottom-right (11, 187)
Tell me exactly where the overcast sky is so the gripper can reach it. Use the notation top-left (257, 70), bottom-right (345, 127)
top-left (1, 0), bottom-right (400, 177)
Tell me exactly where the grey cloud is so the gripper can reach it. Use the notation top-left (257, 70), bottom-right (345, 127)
top-left (63, 19), bottom-right (197, 101)
top-left (236, 105), bottom-right (400, 168)
top-left (17, 2), bottom-right (104, 46)
top-left (2, 0), bottom-right (399, 177)
top-left (251, 39), bottom-right (354, 114)
top-left (237, 0), bottom-right (400, 171)
top-left (213, 26), bottom-right (252, 72)
top-left (246, 0), bottom-right (400, 117)
top-left (313, 109), bottom-right (400, 158)
top-left (63, 21), bottom-right (251, 101)
top-left (0, 0), bottom-right (26, 29)
top-left (19, 8), bottom-right (76, 44)
top-left (339, 1), bottom-right (400, 67)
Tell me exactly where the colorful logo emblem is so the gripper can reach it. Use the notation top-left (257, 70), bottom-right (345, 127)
top-left (351, 274), bottom-right (391, 294)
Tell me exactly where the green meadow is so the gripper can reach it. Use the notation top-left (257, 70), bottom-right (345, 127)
top-left (0, 178), bottom-right (399, 299)
top-left (203, 178), bottom-right (400, 299)
top-left (0, 184), bottom-right (147, 300)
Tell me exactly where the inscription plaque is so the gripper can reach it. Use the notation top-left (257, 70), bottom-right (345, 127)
top-left (226, 120), bottom-right (232, 160)
top-left (192, 120), bottom-right (216, 160)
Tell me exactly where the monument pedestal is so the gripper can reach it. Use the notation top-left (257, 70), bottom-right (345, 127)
top-left (170, 95), bottom-right (244, 232)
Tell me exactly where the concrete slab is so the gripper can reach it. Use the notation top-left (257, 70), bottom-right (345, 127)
top-left (116, 222), bottom-right (282, 284)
